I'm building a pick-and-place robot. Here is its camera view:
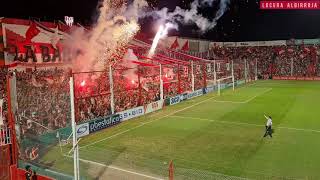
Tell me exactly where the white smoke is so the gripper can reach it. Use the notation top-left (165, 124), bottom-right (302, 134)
top-left (145, 0), bottom-right (230, 33)
top-left (66, 0), bottom-right (148, 72)
top-left (65, 0), bottom-right (230, 72)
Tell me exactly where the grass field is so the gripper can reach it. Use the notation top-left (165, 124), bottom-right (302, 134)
top-left (41, 80), bottom-right (320, 180)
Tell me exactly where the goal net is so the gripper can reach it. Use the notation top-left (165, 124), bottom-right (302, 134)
top-left (217, 76), bottom-right (235, 96)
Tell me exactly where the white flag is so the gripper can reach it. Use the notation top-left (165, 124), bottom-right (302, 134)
top-left (207, 64), bottom-right (211, 73)
top-left (226, 63), bottom-right (230, 71)
top-left (217, 63), bottom-right (221, 72)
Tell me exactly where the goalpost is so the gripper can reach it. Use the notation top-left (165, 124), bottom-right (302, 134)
top-left (217, 76), bottom-right (235, 96)
top-left (69, 74), bottom-right (80, 180)
top-left (217, 60), bottom-right (235, 96)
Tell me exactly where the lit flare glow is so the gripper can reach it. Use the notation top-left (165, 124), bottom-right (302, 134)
top-left (148, 23), bottom-right (173, 57)
top-left (80, 80), bottom-right (86, 87)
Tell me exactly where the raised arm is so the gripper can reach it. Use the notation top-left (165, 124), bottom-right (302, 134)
top-left (264, 115), bottom-right (269, 120)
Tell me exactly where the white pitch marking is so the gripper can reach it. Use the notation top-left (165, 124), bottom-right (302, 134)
top-left (243, 88), bottom-right (272, 103)
top-left (171, 115), bottom-right (262, 127)
top-left (212, 88), bottom-right (272, 104)
top-left (80, 96), bottom-right (216, 149)
top-left (64, 155), bottom-right (164, 180)
top-left (212, 100), bottom-right (246, 104)
top-left (171, 115), bottom-right (320, 133)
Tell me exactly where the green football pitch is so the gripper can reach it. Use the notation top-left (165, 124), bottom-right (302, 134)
top-left (41, 80), bottom-right (320, 180)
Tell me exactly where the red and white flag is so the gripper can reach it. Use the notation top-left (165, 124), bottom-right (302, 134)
top-left (25, 22), bottom-right (40, 42)
top-left (181, 40), bottom-right (189, 51)
top-left (51, 26), bottom-right (60, 49)
top-left (170, 38), bottom-right (180, 49)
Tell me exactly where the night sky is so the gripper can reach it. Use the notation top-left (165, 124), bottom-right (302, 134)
top-left (1, 0), bottom-right (320, 41)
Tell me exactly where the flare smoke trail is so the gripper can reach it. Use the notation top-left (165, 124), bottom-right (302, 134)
top-left (146, 0), bottom-right (231, 33)
top-left (148, 23), bottom-right (174, 57)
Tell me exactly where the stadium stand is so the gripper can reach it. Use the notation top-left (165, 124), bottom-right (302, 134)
top-left (0, 18), bottom-right (319, 180)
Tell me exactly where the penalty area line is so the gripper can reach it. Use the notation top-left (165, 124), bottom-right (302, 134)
top-left (64, 155), bottom-right (164, 180)
top-left (80, 96), bottom-right (216, 149)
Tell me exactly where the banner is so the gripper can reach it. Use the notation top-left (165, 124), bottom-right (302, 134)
top-left (294, 39), bottom-right (304, 45)
top-left (187, 89), bottom-right (203, 99)
top-left (88, 114), bottom-right (121, 133)
top-left (170, 95), bottom-right (181, 105)
top-left (0, 99), bottom-right (3, 125)
top-left (264, 40), bottom-right (286, 46)
top-left (237, 80), bottom-right (245, 85)
top-left (304, 39), bottom-right (320, 45)
top-left (3, 22), bottom-right (68, 65)
top-left (286, 39), bottom-right (295, 46)
top-left (165, 98), bottom-right (171, 106)
top-left (76, 123), bottom-right (89, 138)
top-left (117, 106), bottom-right (144, 121)
top-left (144, 100), bottom-right (164, 114)
top-left (180, 93), bottom-right (188, 101)
top-left (223, 42), bottom-right (236, 47)
top-left (273, 76), bottom-right (320, 81)
top-left (258, 41), bottom-right (267, 46)
top-left (227, 82), bottom-right (234, 88)
top-left (237, 42), bottom-right (259, 47)
top-left (209, 42), bottom-right (223, 48)
top-left (205, 86), bottom-right (215, 94)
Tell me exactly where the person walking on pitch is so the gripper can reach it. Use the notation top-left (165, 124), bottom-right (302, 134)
top-left (263, 115), bottom-right (272, 138)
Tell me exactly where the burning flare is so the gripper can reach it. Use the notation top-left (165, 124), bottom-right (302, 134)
top-left (148, 23), bottom-right (173, 57)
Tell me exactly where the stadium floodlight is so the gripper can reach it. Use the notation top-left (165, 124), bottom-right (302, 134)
top-left (64, 16), bottom-right (74, 27)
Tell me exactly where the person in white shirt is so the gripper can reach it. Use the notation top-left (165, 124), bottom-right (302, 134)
top-left (263, 115), bottom-right (273, 138)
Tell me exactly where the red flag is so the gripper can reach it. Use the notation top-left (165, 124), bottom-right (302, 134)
top-left (25, 22), bottom-right (40, 42)
top-left (181, 40), bottom-right (189, 51)
top-left (278, 49), bottom-right (285, 55)
top-left (304, 47), bottom-right (310, 52)
top-left (168, 160), bottom-right (174, 180)
top-left (170, 38), bottom-right (179, 49)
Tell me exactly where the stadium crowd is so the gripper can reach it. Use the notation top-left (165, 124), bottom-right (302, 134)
top-left (189, 45), bottom-right (319, 78)
top-left (0, 43), bottom-right (319, 138)
top-left (0, 68), bottom-right (9, 126)
top-left (15, 68), bottom-right (70, 136)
